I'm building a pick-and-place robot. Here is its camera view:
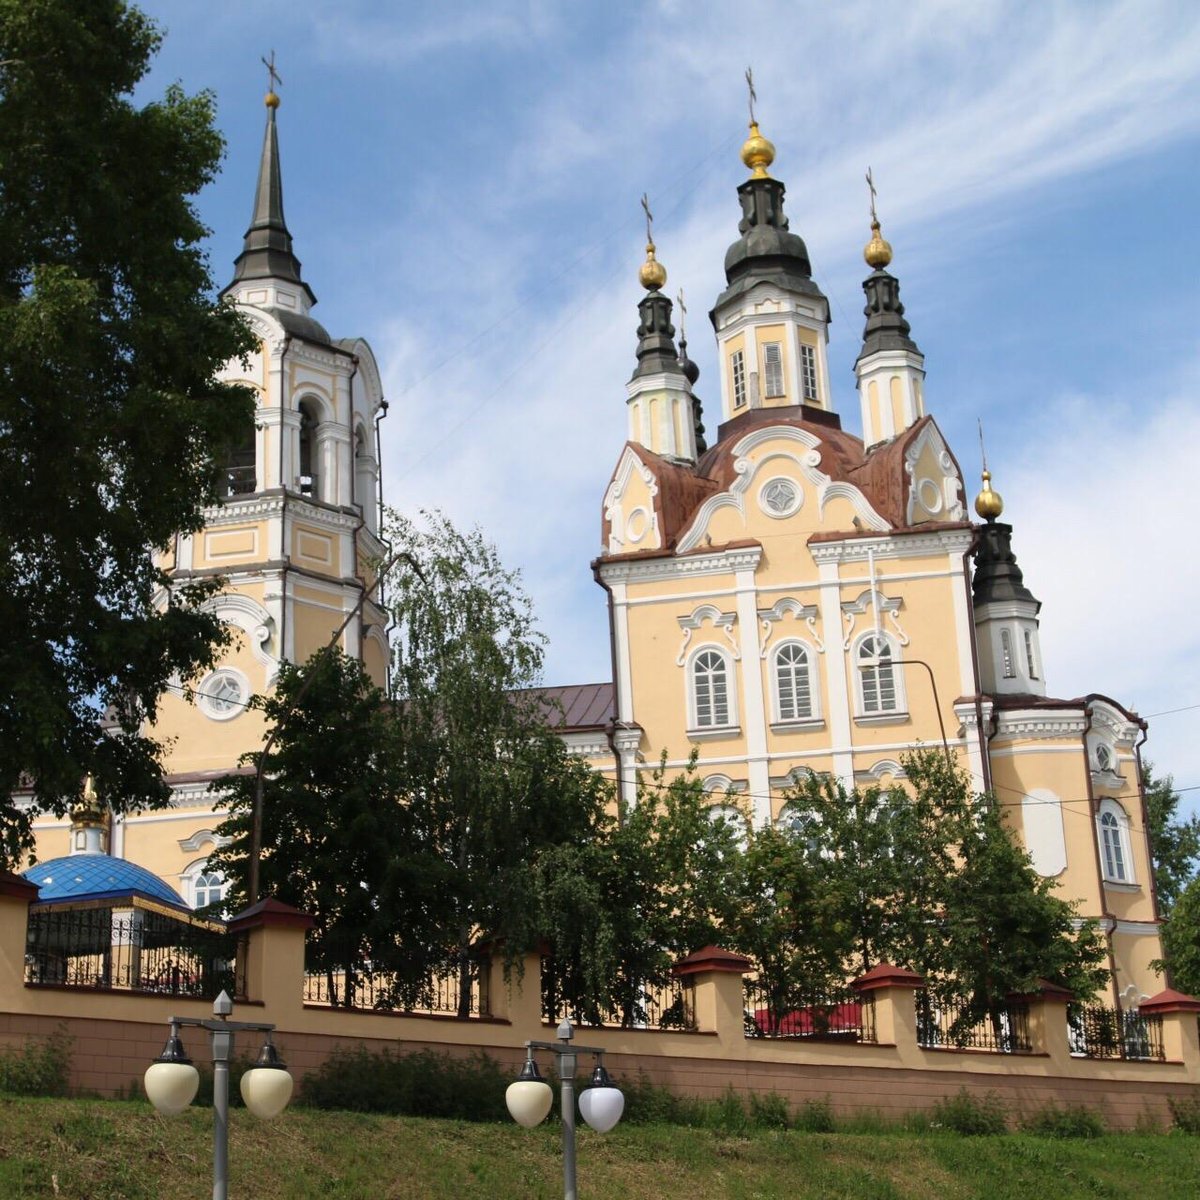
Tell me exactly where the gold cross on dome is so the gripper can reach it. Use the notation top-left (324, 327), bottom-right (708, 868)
top-left (262, 50), bottom-right (282, 93)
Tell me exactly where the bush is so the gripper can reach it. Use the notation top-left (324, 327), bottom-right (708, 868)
top-left (1168, 1092), bottom-right (1200, 1134)
top-left (0, 1028), bottom-right (71, 1096)
top-left (793, 1097), bottom-right (835, 1133)
top-left (929, 1088), bottom-right (1008, 1135)
top-left (1023, 1103), bottom-right (1105, 1138)
top-left (300, 1046), bottom-right (509, 1121)
top-left (748, 1090), bottom-right (791, 1130)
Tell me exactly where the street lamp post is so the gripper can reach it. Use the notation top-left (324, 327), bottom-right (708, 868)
top-left (143, 990), bottom-right (294, 1200)
top-left (505, 1018), bottom-right (624, 1200)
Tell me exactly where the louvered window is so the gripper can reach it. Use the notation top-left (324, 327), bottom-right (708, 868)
top-left (732, 350), bottom-right (747, 408)
top-left (799, 344), bottom-right (818, 402)
top-left (693, 649), bottom-right (731, 728)
top-left (858, 635), bottom-right (898, 714)
top-left (775, 643), bottom-right (813, 720)
top-left (763, 342), bottom-right (784, 397)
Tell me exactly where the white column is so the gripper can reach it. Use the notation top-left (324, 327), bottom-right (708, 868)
top-left (818, 560), bottom-right (855, 786)
top-left (734, 568), bottom-right (771, 827)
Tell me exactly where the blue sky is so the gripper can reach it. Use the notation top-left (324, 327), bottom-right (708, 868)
top-left (137, 1), bottom-right (1200, 809)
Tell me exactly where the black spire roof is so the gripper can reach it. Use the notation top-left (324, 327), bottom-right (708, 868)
top-left (856, 265), bottom-right (919, 363)
top-left (631, 290), bottom-right (684, 380)
top-left (712, 175), bottom-right (827, 313)
top-left (223, 102), bottom-right (315, 306)
top-left (972, 521), bottom-right (1040, 609)
top-left (677, 334), bottom-right (706, 454)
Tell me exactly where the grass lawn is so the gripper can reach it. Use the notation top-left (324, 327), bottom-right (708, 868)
top-left (0, 1095), bottom-right (1197, 1200)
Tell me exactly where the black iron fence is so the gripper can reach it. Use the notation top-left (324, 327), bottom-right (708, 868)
top-left (744, 980), bottom-right (877, 1043)
top-left (916, 993), bottom-right (1032, 1053)
top-left (540, 964), bottom-right (696, 1031)
top-left (25, 904), bottom-right (238, 1000)
top-left (303, 963), bottom-right (490, 1017)
top-left (1068, 1004), bottom-right (1165, 1061)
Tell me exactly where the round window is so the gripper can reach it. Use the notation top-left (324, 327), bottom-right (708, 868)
top-left (758, 477), bottom-right (802, 519)
top-left (198, 670), bottom-right (247, 721)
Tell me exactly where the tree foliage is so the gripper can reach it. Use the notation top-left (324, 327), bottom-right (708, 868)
top-left (384, 511), bottom-right (610, 1012)
top-left (1143, 764), bottom-right (1200, 915)
top-left (0, 0), bottom-right (255, 862)
top-left (207, 653), bottom-right (439, 1007)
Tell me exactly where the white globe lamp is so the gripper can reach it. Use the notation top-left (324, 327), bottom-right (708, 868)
top-left (506, 1056), bottom-right (553, 1128)
top-left (239, 1040), bottom-right (294, 1120)
top-left (578, 1063), bottom-right (624, 1133)
top-left (144, 1030), bottom-right (200, 1116)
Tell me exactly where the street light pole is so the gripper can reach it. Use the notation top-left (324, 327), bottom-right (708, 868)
top-left (143, 990), bottom-right (293, 1200)
top-left (506, 1017), bottom-right (624, 1200)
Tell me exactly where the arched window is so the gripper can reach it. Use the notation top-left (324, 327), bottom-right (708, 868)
top-left (1024, 629), bottom-right (1038, 679)
top-left (706, 803), bottom-right (747, 850)
top-left (690, 647), bottom-right (734, 730)
top-left (224, 414), bottom-right (256, 497)
top-left (856, 633), bottom-right (902, 716)
top-left (1097, 802), bottom-right (1134, 884)
top-left (1000, 629), bottom-right (1015, 678)
top-left (298, 399), bottom-right (320, 498)
top-left (354, 424), bottom-right (377, 533)
top-left (182, 860), bottom-right (227, 911)
top-left (773, 641), bottom-right (815, 722)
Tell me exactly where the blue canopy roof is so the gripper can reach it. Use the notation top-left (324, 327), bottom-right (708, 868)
top-left (23, 855), bottom-right (186, 907)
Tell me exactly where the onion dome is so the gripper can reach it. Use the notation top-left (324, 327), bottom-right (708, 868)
top-left (864, 219), bottom-right (892, 269)
top-left (974, 469), bottom-right (1004, 521)
top-left (70, 775), bottom-right (105, 828)
top-left (24, 855), bottom-right (187, 908)
top-left (714, 121), bottom-right (825, 312)
top-left (639, 240), bottom-right (667, 291)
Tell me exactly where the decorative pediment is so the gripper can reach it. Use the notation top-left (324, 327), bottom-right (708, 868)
top-left (677, 426), bottom-right (888, 553)
top-left (903, 422), bottom-right (965, 525)
top-left (840, 590), bottom-right (909, 649)
top-left (757, 597), bottom-right (824, 655)
top-left (199, 592), bottom-right (277, 673)
top-left (603, 445), bottom-right (661, 554)
top-left (676, 604), bottom-right (739, 665)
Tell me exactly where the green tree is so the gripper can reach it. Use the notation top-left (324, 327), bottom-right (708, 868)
top-left (1159, 875), bottom-right (1200, 997)
top-left (0, 0), bottom-right (255, 863)
top-left (538, 759), bottom-right (743, 1027)
top-left (1143, 764), bottom-right (1200, 915)
top-left (385, 511), bottom-right (611, 1015)
top-left (207, 652), bottom-right (438, 1008)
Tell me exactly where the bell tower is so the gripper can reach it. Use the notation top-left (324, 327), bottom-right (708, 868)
top-left (154, 83), bottom-right (389, 784)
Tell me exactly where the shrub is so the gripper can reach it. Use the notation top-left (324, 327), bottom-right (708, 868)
top-left (1168, 1092), bottom-right (1200, 1134)
top-left (300, 1046), bottom-right (509, 1121)
top-left (0, 1027), bottom-right (71, 1096)
top-left (707, 1087), bottom-right (751, 1135)
top-left (617, 1073), bottom-right (705, 1126)
top-left (793, 1097), bottom-right (835, 1133)
top-left (748, 1090), bottom-right (791, 1130)
top-left (1023, 1103), bottom-right (1105, 1138)
top-left (929, 1088), bottom-right (1007, 1135)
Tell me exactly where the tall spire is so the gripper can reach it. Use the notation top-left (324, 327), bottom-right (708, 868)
top-left (223, 70), bottom-right (315, 306)
top-left (631, 196), bottom-right (683, 380)
top-left (857, 172), bottom-right (918, 361)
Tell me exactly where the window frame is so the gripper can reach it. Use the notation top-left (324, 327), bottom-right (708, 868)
top-left (1000, 629), bottom-right (1016, 679)
top-left (799, 343), bottom-right (818, 403)
top-left (771, 639), bottom-right (820, 725)
top-left (687, 645), bottom-right (738, 734)
top-left (853, 631), bottom-right (907, 720)
top-left (1096, 800), bottom-right (1135, 885)
top-left (762, 341), bottom-right (784, 398)
top-left (731, 349), bottom-right (747, 409)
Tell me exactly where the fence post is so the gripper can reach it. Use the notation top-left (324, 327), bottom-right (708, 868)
top-left (0, 872), bottom-right (38, 991)
top-left (1138, 988), bottom-right (1200, 1074)
top-left (226, 897), bottom-right (313, 1018)
top-left (672, 946), bottom-right (752, 1047)
top-left (851, 963), bottom-right (924, 1052)
top-left (1009, 979), bottom-right (1074, 1061)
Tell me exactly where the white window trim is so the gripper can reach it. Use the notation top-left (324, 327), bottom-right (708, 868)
top-left (799, 343), bottom-right (817, 403)
top-left (686, 644), bottom-right (739, 736)
top-left (181, 858), bottom-right (228, 911)
top-left (731, 349), bottom-right (747, 409)
top-left (1096, 800), bottom-right (1135, 886)
top-left (771, 638), bottom-right (821, 725)
top-left (196, 666), bottom-right (251, 722)
top-left (762, 341), bottom-right (784, 398)
top-left (852, 631), bottom-right (907, 720)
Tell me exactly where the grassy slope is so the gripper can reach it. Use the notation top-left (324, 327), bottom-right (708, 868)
top-left (0, 1097), bottom-right (1197, 1200)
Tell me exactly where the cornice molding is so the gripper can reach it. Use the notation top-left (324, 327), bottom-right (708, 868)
top-left (809, 528), bottom-right (973, 564)
top-left (598, 546), bottom-right (763, 584)
top-left (992, 708), bottom-right (1087, 740)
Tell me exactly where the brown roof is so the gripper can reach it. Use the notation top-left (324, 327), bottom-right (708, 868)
top-left (521, 682), bottom-right (614, 731)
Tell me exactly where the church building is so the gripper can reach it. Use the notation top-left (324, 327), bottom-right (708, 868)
top-left (23, 93), bottom-right (1164, 1008)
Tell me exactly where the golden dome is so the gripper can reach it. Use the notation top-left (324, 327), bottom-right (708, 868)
top-left (639, 241), bottom-right (667, 291)
top-left (974, 469), bottom-right (1004, 521)
top-left (741, 121), bottom-right (775, 179)
top-left (864, 219), bottom-right (892, 269)
top-left (71, 775), bottom-right (106, 827)
top-left (265, 90), bottom-right (280, 110)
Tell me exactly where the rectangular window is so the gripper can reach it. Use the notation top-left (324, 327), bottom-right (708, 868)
top-left (799, 344), bottom-right (818, 402)
top-left (1001, 630), bottom-right (1015, 678)
top-left (763, 342), bottom-right (784, 397)
top-left (732, 349), bottom-right (746, 408)
top-left (1024, 630), bottom-right (1038, 679)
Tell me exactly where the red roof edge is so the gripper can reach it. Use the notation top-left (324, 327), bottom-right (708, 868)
top-left (672, 945), bottom-right (752, 976)
top-left (1139, 987), bottom-right (1200, 1014)
top-left (0, 870), bottom-right (39, 901)
top-left (227, 895), bottom-right (315, 934)
top-left (851, 962), bottom-right (925, 992)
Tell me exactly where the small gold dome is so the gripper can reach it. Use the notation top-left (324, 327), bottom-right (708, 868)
top-left (864, 219), bottom-right (892, 269)
top-left (71, 775), bottom-right (106, 827)
top-left (741, 121), bottom-right (775, 179)
top-left (639, 242), bottom-right (667, 291)
top-left (974, 470), bottom-right (1004, 521)
top-left (265, 90), bottom-right (280, 110)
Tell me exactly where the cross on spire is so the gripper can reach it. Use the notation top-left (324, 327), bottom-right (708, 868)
top-left (677, 287), bottom-right (687, 340)
top-left (262, 49), bottom-right (282, 94)
top-left (745, 66), bottom-right (757, 124)
top-left (977, 417), bottom-right (990, 474)
top-left (866, 166), bottom-right (879, 226)
top-left (640, 193), bottom-right (654, 245)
